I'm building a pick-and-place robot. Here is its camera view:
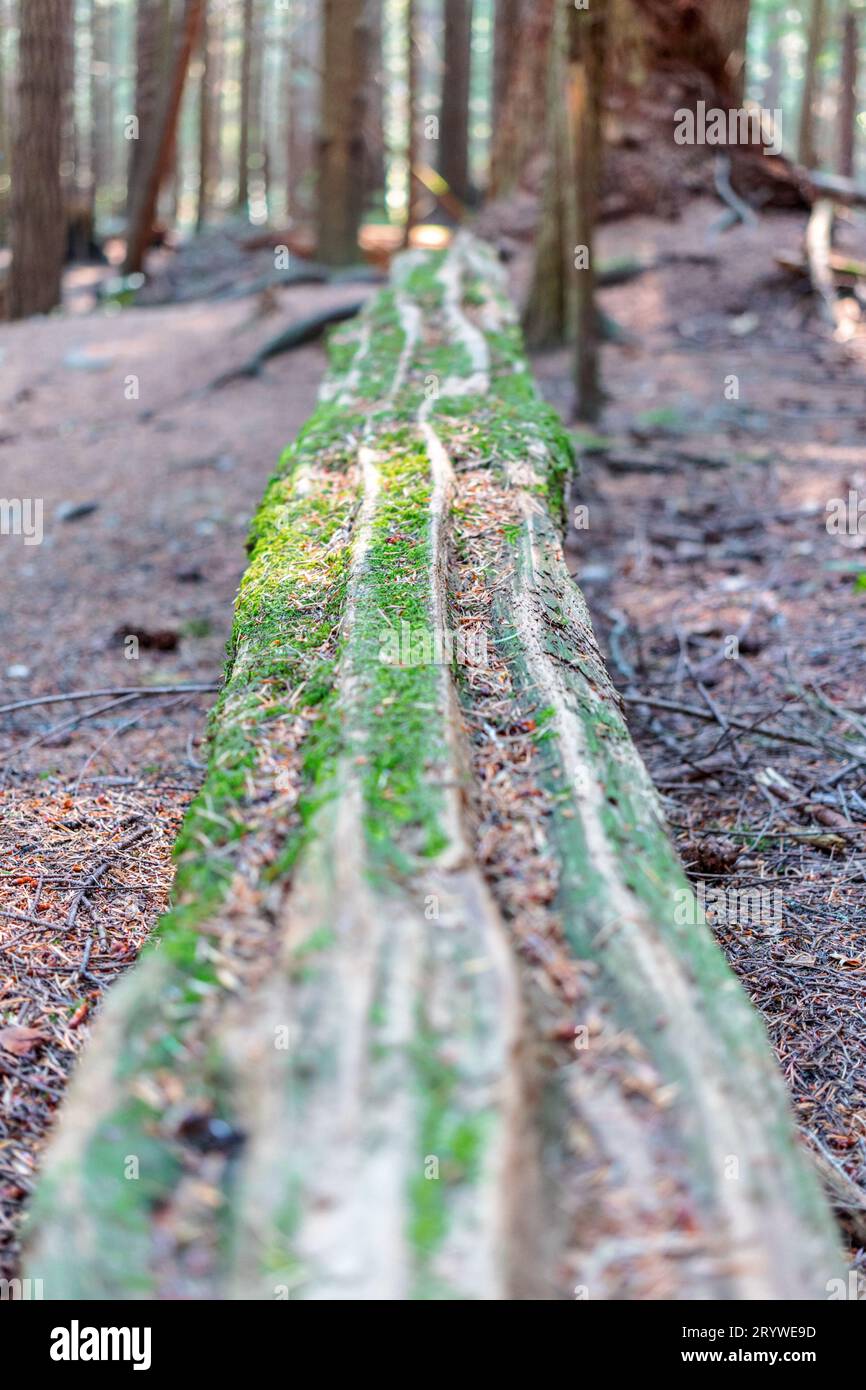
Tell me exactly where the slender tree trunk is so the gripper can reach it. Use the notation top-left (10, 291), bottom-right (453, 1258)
top-left (90, 0), bottom-right (114, 210)
top-left (288, 0), bottom-right (319, 222)
top-left (8, 0), bottom-right (72, 318)
top-left (196, 0), bottom-right (212, 230)
top-left (489, 0), bottom-right (520, 192)
top-left (798, 0), bottom-right (826, 169)
top-left (763, 11), bottom-right (783, 113)
top-left (364, 0), bottom-right (385, 203)
top-left (237, 0), bottom-right (253, 212)
top-left (709, 0), bottom-right (751, 104)
top-left (569, 0), bottom-right (607, 422)
top-left (492, 0), bottom-right (520, 126)
top-left (405, 0), bottom-right (421, 240)
top-left (838, 4), bottom-right (858, 178)
top-left (0, 1), bottom-right (8, 245)
top-left (123, 0), bottom-right (205, 274)
top-left (489, 0), bottom-right (554, 197)
top-left (129, 0), bottom-right (171, 215)
top-left (522, 0), bottom-right (572, 349)
top-left (439, 0), bottom-right (472, 203)
top-left (317, 0), bottom-right (367, 264)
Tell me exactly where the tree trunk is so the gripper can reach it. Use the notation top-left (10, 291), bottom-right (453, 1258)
top-left (196, 0), bottom-right (212, 230)
top-left (708, 0), bottom-right (751, 104)
top-left (8, 0), bottom-right (72, 319)
top-left (439, 0), bottom-right (473, 203)
top-left (405, 0), bottom-right (421, 239)
top-left (839, 4), bottom-right (858, 179)
top-left (492, 0), bottom-right (520, 125)
top-left (0, 0), bottom-right (8, 245)
top-left (798, 0), bottom-right (826, 169)
top-left (488, 0), bottom-right (554, 197)
top-left (237, 0), bottom-right (253, 213)
top-left (287, 0), bottom-right (319, 223)
top-left (364, 0), bottom-right (385, 203)
top-left (90, 0), bottom-right (115, 211)
top-left (522, 0), bottom-right (572, 349)
top-left (569, 0), bottom-right (607, 422)
top-left (317, 0), bottom-right (367, 265)
top-left (123, 0), bottom-right (205, 274)
top-left (128, 0), bottom-right (170, 218)
top-left (24, 236), bottom-right (844, 1301)
top-left (762, 9), bottom-right (783, 113)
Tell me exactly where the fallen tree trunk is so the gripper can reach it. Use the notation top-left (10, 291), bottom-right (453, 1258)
top-left (25, 235), bottom-right (843, 1300)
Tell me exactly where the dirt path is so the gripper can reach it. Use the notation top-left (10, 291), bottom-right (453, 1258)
top-left (531, 199), bottom-right (866, 1271)
top-left (0, 278), bottom-right (372, 1278)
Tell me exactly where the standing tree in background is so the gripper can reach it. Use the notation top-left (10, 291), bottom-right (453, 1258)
top-left (364, 0), bottom-right (386, 203)
top-left (489, 0), bottom-right (554, 197)
top-left (569, 0), bottom-right (607, 421)
top-left (712, 0), bottom-right (751, 104)
top-left (128, 0), bottom-right (170, 219)
top-left (522, 0), bottom-right (572, 350)
top-left (405, 0), bottom-right (421, 240)
top-left (439, 0), bottom-right (473, 203)
top-left (196, 0), bottom-right (214, 230)
top-left (237, 0), bottom-right (266, 215)
top-left (8, 0), bottom-right (72, 318)
top-left (838, 2), bottom-right (859, 177)
top-left (288, 0), bottom-right (319, 222)
top-left (90, 0), bottom-right (115, 210)
top-left (317, 0), bottom-right (368, 264)
top-left (237, 0), bottom-right (254, 212)
top-left (0, 1), bottom-right (9, 245)
top-left (123, 0), bottom-right (205, 273)
top-left (523, 0), bottom-right (607, 422)
top-left (798, 0), bottom-right (826, 168)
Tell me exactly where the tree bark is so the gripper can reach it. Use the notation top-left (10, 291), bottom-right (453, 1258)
top-left (838, 4), bottom-right (858, 179)
top-left (123, 0), bottom-right (205, 274)
top-left (8, 0), bottom-right (72, 319)
top-left (317, 0), bottom-right (368, 265)
top-left (286, 0), bottom-right (318, 222)
top-left (0, 0), bottom-right (9, 245)
top-left (90, 0), bottom-right (115, 210)
top-left (439, 0), bottom-right (473, 203)
top-left (364, 0), bottom-right (386, 203)
top-left (569, 0), bottom-right (608, 421)
top-left (798, 0), bottom-right (826, 169)
top-left (128, 0), bottom-right (171, 218)
top-left (708, 0), bottom-right (751, 104)
top-left (196, 0), bottom-right (213, 230)
top-left (237, 0), bottom-right (254, 213)
top-left (522, 0), bottom-right (572, 350)
top-left (492, 0), bottom-right (520, 124)
top-left (405, 0), bottom-right (421, 239)
top-left (488, 0), bottom-right (554, 197)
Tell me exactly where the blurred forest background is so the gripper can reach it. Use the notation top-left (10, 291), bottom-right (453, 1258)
top-left (0, 1), bottom-right (865, 321)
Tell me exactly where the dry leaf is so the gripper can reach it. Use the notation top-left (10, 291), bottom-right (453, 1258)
top-left (0, 1025), bottom-right (48, 1056)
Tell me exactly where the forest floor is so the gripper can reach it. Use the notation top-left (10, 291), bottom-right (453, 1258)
top-left (534, 197), bottom-right (866, 1271)
top-left (2, 197), bottom-right (866, 1283)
